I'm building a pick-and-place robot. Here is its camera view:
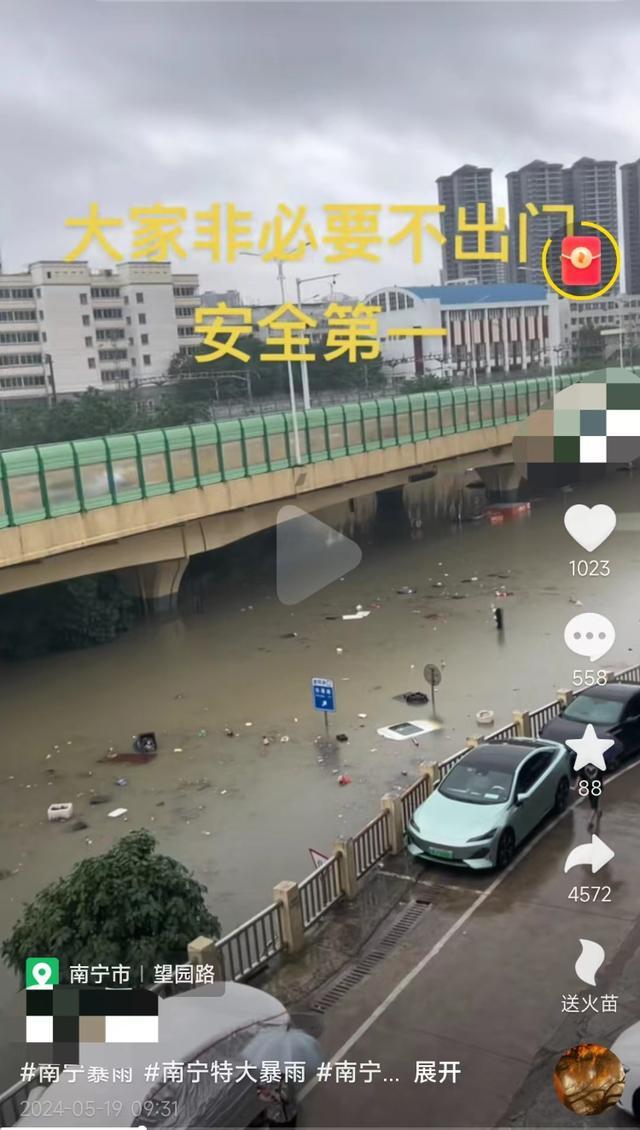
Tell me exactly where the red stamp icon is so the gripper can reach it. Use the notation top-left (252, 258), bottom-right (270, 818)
top-left (561, 235), bottom-right (602, 286)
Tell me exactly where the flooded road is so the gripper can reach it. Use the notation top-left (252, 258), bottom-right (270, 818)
top-left (1, 466), bottom-right (639, 1089)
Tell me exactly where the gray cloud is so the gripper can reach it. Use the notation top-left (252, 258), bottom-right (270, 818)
top-left (1, 0), bottom-right (640, 298)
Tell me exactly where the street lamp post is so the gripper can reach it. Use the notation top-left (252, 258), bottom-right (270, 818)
top-left (240, 252), bottom-right (302, 465)
top-left (295, 272), bottom-right (339, 409)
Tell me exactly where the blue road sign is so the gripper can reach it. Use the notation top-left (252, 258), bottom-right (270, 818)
top-left (312, 677), bottom-right (336, 713)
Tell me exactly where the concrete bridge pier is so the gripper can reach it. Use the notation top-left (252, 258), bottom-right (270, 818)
top-left (473, 461), bottom-right (523, 503)
top-left (122, 556), bottom-right (190, 614)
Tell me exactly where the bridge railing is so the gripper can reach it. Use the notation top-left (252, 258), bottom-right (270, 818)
top-left (0, 374), bottom-right (583, 528)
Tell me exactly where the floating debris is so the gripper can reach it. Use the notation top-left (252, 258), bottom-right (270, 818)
top-left (47, 803), bottom-right (73, 822)
top-left (108, 808), bottom-right (127, 819)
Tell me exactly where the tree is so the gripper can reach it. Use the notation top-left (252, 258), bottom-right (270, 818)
top-left (0, 574), bottom-right (136, 658)
top-left (575, 321), bottom-right (604, 367)
top-left (2, 831), bottom-right (220, 985)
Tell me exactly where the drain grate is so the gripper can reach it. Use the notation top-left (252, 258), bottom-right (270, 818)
top-left (310, 900), bottom-right (429, 1013)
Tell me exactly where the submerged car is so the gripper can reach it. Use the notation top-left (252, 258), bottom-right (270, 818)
top-left (406, 738), bottom-right (570, 870)
top-left (540, 682), bottom-right (640, 771)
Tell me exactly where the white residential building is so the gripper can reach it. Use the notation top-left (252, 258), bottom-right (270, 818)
top-left (558, 293), bottom-right (640, 363)
top-left (0, 261), bottom-right (201, 399)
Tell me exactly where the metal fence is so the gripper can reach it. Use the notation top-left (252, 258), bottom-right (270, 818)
top-left (529, 700), bottom-right (562, 736)
top-left (438, 746), bottom-right (473, 780)
top-left (485, 720), bottom-right (521, 742)
top-left (0, 373), bottom-right (582, 527)
top-left (613, 663), bottom-right (640, 684)
top-left (216, 902), bottom-right (284, 982)
top-left (299, 856), bottom-right (342, 928)
top-left (400, 774), bottom-right (433, 829)
top-left (353, 811), bottom-right (391, 878)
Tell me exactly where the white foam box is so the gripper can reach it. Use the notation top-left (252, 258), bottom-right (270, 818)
top-left (47, 802), bottom-right (74, 822)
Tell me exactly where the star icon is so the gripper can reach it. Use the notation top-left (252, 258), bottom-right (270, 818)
top-left (566, 724), bottom-right (614, 773)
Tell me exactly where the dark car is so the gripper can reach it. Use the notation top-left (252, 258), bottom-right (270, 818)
top-left (540, 683), bottom-right (640, 771)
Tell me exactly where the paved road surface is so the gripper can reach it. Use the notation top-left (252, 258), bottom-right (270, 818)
top-left (301, 764), bottom-right (640, 1127)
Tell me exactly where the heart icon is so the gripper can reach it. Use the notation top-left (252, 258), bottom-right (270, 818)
top-left (564, 504), bottom-right (616, 552)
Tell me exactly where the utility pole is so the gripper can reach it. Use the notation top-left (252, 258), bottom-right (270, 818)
top-left (44, 353), bottom-right (57, 407)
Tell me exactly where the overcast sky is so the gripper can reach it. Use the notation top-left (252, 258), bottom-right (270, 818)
top-left (1, 0), bottom-right (640, 302)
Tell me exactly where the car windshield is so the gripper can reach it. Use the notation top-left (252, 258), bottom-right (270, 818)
top-left (439, 761), bottom-right (514, 805)
top-left (563, 695), bottom-right (625, 726)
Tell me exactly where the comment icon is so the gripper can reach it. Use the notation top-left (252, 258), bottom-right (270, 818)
top-left (564, 613), bottom-right (615, 663)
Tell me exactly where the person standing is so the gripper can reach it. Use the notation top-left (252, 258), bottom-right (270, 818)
top-left (583, 763), bottom-right (604, 835)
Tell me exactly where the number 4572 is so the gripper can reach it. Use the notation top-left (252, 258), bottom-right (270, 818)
top-left (568, 886), bottom-right (611, 902)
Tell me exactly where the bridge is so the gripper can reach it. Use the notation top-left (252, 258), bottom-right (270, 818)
top-left (0, 375), bottom-right (577, 605)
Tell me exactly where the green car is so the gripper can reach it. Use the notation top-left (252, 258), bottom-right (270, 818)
top-left (407, 738), bottom-right (571, 870)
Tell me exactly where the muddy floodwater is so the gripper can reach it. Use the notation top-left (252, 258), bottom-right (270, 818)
top-left (1, 467), bottom-right (640, 1086)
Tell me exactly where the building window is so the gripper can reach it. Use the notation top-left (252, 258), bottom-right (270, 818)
top-left (93, 308), bottom-right (123, 320)
top-left (85, 336), bottom-right (93, 347)
top-left (0, 331), bottom-right (40, 344)
top-left (143, 354), bottom-right (151, 365)
top-left (98, 348), bottom-right (128, 361)
top-left (140, 333), bottom-right (148, 344)
top-left (389, 291), bottom-right (397, 311)
top-left (138, 313), bottom-right (146, 325)
top-left (175, 306), bottom-right (194, 317)
top-left (398, 293), bottom-right (406, 310)
top-left (90, 287), bottom-right (120, 298)
top-left (80, 293), bottom-right (88, 305)
top-left (0, 352), bottom-right (43, 367)
top-left (46, 271), bottom-right (51, 279)
top-left (88, 357), bottom-right (96, 369)
top-left (82, 315), bottom-right (90, 326)
top-left (96, 328), bottom-right (125, 341)
top-left (41, 332), bottom-right (47, 342)
top-left (173, 286), bottom-right (196, 297)
top-left (136, 292), bottom-right (144, 303)
top-left (126, 317), bottom-right (131, 325)
top-left (35, 288), bottom-right (41, 298)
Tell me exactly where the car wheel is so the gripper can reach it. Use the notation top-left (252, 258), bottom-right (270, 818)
top-left (633, 1088), bottom-right (640, 1121)
top-left (496, 828), bottom-right (516, 870)
top-left (554, 777), bottom-right (570, 814)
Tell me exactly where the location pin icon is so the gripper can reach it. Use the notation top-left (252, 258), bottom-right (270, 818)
top-left (31, 961), bottom-right (53, 988)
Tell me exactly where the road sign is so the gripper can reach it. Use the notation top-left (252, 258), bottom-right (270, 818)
top-left (309, 848), bottom-right (329, 871)
top-left (423, 664), bottom-right (442, 688)
top-left (312, 677), bottom-right (336, 713)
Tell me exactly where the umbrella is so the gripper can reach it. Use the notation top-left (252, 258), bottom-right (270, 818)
top-left (243, 1024), bottom-right (323, 1078)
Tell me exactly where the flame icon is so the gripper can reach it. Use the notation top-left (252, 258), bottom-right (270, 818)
top-left (575, 939), bottom-right (605, 986)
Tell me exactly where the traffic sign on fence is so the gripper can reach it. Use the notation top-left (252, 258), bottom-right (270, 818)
top-left (312, 677), bottom-right (336, 713)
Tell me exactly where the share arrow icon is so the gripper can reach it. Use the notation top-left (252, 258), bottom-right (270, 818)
top-left (564, 834), bottom-right (615, 874)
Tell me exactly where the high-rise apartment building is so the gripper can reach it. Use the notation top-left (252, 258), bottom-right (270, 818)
top-left (0, 261), bottom-right (201, 399)
top-left (436, 165), bottom-right (499, 285)
top-left (621, 159), bottom-right (640, 294)
top-left (506, 160), bottom-right (565, 284)
top-left (563, 158), bottom-right (619, 293)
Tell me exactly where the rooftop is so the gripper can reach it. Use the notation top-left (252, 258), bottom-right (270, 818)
top-left (406, 283), bottom-right (548, 306)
